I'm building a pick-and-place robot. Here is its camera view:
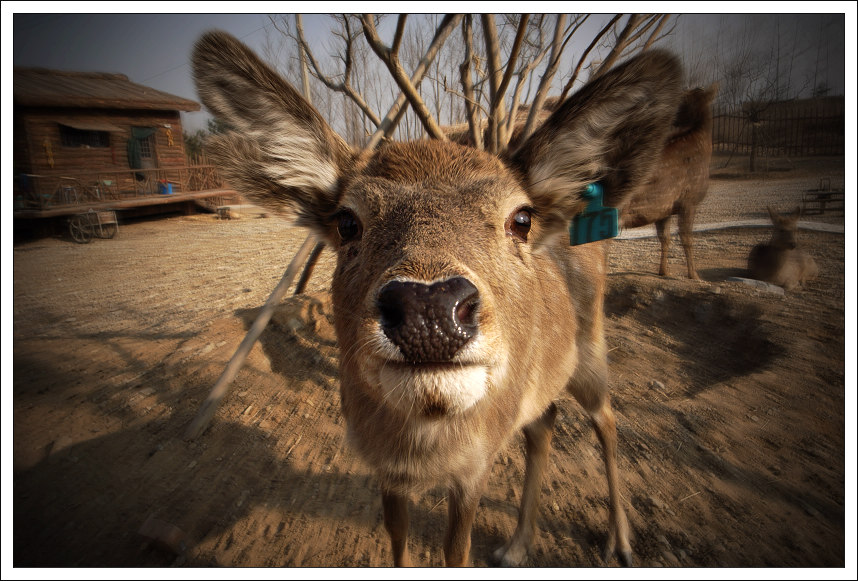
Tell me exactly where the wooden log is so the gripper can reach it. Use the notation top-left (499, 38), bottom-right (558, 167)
top-left (294, 241), bottom-right (325, 295)
top-left (184, 233), bottom-right (318, 440)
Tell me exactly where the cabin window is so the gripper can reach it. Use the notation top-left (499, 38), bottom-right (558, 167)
top-left (138, 132), bottom-right (155, 159)
top-left (59, 124), bottom-right (110, 148)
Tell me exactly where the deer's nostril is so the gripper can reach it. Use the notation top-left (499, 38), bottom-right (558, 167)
top-left (455, 293), bottom-right (478, 329)
top-left (378, 298), bottom-right (404, 329)
top-left (377, 277), bottom-right (480, 363)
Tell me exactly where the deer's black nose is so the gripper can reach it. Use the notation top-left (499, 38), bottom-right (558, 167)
top-left (376, 277), bottom-right (479, 363)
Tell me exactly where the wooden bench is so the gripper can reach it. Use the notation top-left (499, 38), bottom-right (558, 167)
top-left (802, 178), bottom-right (845, 215)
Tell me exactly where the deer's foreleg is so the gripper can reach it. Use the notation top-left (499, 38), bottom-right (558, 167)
top-left (382, 492), bottom-right (412, 566)
top-left (655, 217), bottom-right (671, 277)
top-left (491, 403), bottom-right (558, 566)
top-left (589, 398), bottom-right (633, 566)
top-left (443, 476), bottom-right (489, 566)
top-left (678, 206), bottom-right (699, 279)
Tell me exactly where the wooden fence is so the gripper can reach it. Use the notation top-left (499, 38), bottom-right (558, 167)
top-left (15, 165), bottom-right (228, 212)
top-left (712, 96), bottom-right (844, 158)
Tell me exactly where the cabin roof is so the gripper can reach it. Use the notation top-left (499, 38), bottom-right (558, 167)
top-left (13, 67), bottom-right (201, 112)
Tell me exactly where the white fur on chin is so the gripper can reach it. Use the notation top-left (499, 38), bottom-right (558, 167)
top-left (378, 363), bottom-right (489, 416)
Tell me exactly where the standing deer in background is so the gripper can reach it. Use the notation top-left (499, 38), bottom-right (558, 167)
top-left (193, 31), bottom-right (683, 567)
top-left (748, 206), bottom-right (819, 291)
top-left (620, 84), bottom-right (718, 279)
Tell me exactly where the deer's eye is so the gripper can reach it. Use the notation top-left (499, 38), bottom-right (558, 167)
top-left (506, 207), bottom-right (532, 242)
top-left (335, 209), bottom-right (362, 243)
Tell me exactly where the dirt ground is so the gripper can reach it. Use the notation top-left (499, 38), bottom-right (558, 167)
top-left (9, 155), bottom-right (851, 570)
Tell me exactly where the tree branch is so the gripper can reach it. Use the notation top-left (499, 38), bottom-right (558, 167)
top-left (295, 15), bottom-right (382, 129)
top-left (480, 14), bottom-right (506, 153)
top-left (591, 14), bottom-right (644, 78)
top-left (392, 14), bottom-right (408, 55)
top-left (557, 14), bottom-right (622, 103)
top-left (459, 15), bottom-right (484, 149)
top-left (503, 18), bottom-right (551, 138)
top-left (294, 14), bottom-right (313, 105)
top-left (490, 14), bottom-right (529, 151)
top-left (361, 13), bottom-right (449, 141)
top-left (518, 14), bottom-right (568, 144)
top-left (643, 14), bottom-right (672, 50)
top-left (364, 14), bottom-right (462, 149)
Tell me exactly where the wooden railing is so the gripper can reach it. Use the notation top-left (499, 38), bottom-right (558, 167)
top-left (14, 166), bottom-right (227, 211)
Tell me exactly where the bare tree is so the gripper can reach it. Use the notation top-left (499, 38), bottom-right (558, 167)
top-left (265, 16), bottom-right (339, 135)
top-left (458, 15), bottom-right (484, 149)
top-left (361, 14), bottom-right (451, 141)
top-left (592, 15), bottom-right (673, 78)
top-left (703, 15), bottom-right (817, 171)
top-left (515, 14), bottom-right (566, 145)
top-left (264, 13), bottom-right (673, 157)
top-left (298, 15), bottom-right (382, 142)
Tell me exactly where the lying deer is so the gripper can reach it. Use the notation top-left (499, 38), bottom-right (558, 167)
top-left (620, 84), bottom-right (717, 279)
top-left (748, 206), bottom-right (819, 291)
top-left (193, 31), bottom-right (683, 566)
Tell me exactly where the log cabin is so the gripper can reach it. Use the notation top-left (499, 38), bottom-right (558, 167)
top-left (13, 67), bottom-right (235, 224)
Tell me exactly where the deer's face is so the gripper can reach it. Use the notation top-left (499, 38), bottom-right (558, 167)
top-left (191, 30), bottom-right (684, 421)
top-left (768, 207), bottom-right (801, 250)
top-left (770, 225), bottom-right (798, 250)
top-left (327, 140), bottom-right (545, 417)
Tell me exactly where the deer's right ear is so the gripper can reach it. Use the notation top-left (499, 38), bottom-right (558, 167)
top-left (511, 50), bottom-right (683, 240)
top-left (192, 30), bottom-right (356, 238)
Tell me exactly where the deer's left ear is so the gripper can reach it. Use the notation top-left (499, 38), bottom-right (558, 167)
top-left (510, 50), bottom-right (684, 238)
top-left (767, 206), bottom-right (779, 222)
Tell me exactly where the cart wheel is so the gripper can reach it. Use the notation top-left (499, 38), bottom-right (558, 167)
top-left (102, 223), bottom-right (118, 239)
top-left (69, 215), bottom-right (93, 244)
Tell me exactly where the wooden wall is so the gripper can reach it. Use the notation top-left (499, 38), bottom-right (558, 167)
top-left (15, 107), bottom-right (189, 176)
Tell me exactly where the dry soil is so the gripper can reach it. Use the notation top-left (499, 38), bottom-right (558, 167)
top-left (10, 156), bottom-right (850, 569)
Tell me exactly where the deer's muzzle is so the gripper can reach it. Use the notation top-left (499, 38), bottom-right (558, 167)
top-left (376, 277), bottom-right (480, 363)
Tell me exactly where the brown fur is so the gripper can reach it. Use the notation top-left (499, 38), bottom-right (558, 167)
top-left (193, 30), bottom-right (683, 566)
top-left (620, 84), bottom-right (718, 279)
top-left (748, 206), bottom-right (819, 291)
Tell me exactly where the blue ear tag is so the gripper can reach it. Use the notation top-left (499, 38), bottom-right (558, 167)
top-left (569, 183), bottom-right (619, 246)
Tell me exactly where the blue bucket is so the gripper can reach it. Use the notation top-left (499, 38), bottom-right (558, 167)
top-left (158, 182), bottom-right (173, 195)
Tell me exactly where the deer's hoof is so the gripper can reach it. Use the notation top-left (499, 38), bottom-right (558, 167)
top-left (603, 538), bottom-right (634, 567)
top-left (490, 543), bottom-right (528, 567)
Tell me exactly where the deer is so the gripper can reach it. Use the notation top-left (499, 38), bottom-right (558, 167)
top-left (192, 30), bottom-right (683, 567)
top-left (748, 206), bottom-right (819, 291)
top-left (619, 84), bottom-right (718, 279)
top-left (449, 84), bottom-right (717, 281)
